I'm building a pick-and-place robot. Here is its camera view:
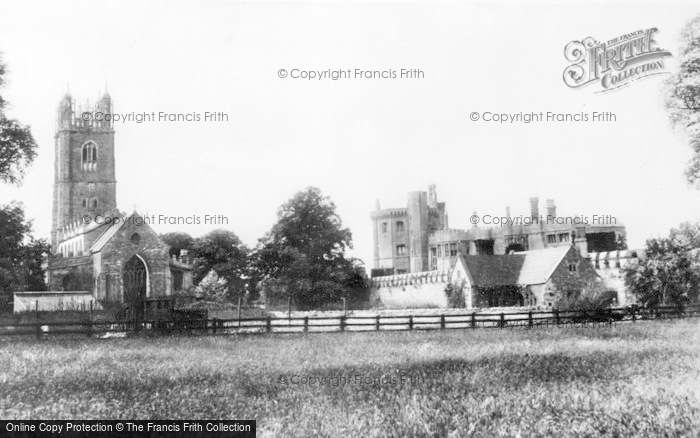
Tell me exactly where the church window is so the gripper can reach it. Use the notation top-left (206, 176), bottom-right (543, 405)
top-left (130, 233), bottom-right (141, 245)
top-left (81, 142), bottom-right (98, 171)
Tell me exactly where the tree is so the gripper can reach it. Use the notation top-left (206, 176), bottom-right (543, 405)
top-left (0, 55), bottom-right (38, 185)
top-left (623, 223), bottom-right (700, 307)
top-left (192, 229), bottom-right (249, 301)
top-left (193, 270), bottom-right (229, 303)
top-left (253, 187), bottom-right (368, 309)
top-left (0, 202), bottom-right (48, 309)
top-left (160, 232), bottom-right (195, 258)
top-left (664, 14), bottom-right (700, 185)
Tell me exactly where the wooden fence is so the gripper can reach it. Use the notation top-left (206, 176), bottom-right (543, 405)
top-left (1, 304), bottom-right (699, 339)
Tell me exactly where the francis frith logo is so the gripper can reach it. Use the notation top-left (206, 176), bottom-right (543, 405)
top-left (563, 27), bottom-right (672, 92)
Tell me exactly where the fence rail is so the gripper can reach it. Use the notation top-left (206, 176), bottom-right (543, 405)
top-left (1, 304), bottom-right (699, 339)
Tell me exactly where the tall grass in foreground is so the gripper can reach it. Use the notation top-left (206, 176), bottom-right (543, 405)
top-left (1, 320), bottom-right (699, 437)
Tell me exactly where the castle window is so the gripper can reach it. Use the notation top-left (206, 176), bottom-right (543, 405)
top-left (82, 199), bottom-right (87, 208)
top-left (81, 142), bottom-right (98, 171)
top-left (547, 234), bottom-right (557, 244)
top-left (130, 233), bottom-right (141, 245)
top-left (396, 221), bottom-right (405, 232)
top-left (449, 243), bottom-right (458, 257)
top-left (91, 198), bottom-right (98, 208)
top-left (558, 233), bottom-right (570, 243)
top-left (381, 222), bottom-right (387, 233)
top-left (396, 244), bottom-right (406, 255)
top-left (437, 244), bottom-right (442, 258)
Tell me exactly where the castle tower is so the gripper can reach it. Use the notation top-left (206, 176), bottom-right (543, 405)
top-left (51, 92), bottom-right (117, 248)
top-left (407, 191), bottom-right (429, 272)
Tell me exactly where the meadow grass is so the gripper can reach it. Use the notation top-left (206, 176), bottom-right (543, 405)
top-left (1, 320), bottom-right (699, 437)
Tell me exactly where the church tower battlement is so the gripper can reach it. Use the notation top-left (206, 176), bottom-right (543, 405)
top-left (51, 91), bottom-right (117, 248)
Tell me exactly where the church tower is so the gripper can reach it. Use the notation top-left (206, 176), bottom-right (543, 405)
top-left (51, 92), bottom-right (117, 248)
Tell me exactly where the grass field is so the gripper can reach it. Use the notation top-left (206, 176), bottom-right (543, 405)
top-left (1, 320), bottom-right (699, 437)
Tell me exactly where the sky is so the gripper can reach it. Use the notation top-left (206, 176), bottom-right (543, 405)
top-left (1, 1), bottom-right (700, 270)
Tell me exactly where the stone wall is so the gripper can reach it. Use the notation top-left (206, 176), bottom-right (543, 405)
top-left (370, 271), bottom-right (450, 308)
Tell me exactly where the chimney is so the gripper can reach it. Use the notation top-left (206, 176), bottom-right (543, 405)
top-left (374, 199), bottom-right (381, 211)
top-left (546, 199), bottom-right (556, 219)
top-left (529, 197), bottom-right (539, 219)
top-left (505, 206), bottom-right (511, 219)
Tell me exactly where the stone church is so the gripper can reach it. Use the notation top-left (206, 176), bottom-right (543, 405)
top-left (43, 92), bottom-right (193, 314)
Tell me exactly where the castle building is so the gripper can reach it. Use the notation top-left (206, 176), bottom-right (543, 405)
top-left (42, 92), bottom-right (192, 315)
top-left (371, 185), bottom-right (627, 275)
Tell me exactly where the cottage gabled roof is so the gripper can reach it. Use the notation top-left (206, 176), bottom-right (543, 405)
top-left (459, 245), bottom-right (573, 287)
top-left (461, 255), bottom-right (524, 286)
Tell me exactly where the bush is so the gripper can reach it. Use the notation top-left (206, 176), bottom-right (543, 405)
top-left (445, 281), bottom-right (466, 308)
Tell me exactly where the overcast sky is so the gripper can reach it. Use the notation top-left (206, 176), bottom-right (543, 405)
top-left (1, 1), bottom-right (700, 268)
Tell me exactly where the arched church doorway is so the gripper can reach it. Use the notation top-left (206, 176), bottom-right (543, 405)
top-left (123, 255), bottom-right (148, 319)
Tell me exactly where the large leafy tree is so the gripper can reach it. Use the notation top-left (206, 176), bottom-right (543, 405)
top-left (253, 187), bottom-right (368, 309)
top-left (623, 222), bottom-right (700, 307)
top-left (0, 55), bottom-right (45, 309)
top-left (192, 229), bottom-right (249, 301)
top-left (0, 55), bottom-right (38, 185)
top-left (664, 14), bottom-right (700, 185)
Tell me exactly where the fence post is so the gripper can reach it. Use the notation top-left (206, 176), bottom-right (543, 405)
top-left (375, 315), bottom-right (380, 331)
top-left (408, 315), bottom-right (413, 331)
top-left (471, 312), bottom-right (476, 329)
top-left (303, 316), bottom-right (309, 333)
top-left (87, 300), bottom-right (93, 338)
top-left (266, 316), bottom-right (272, 333)
top-left (440, 314), bottom-right (445, 330)
top-left (555, 309), bottom-right (560, 326)
top-left (500, 312), bottom-right (505, 329)
top-left (631, 308), bottom-right (636, 323)
top-left (528, 311), bottom-right (533, 329)
top-left (35, 300), bottom-right (40, 340)
top-left (339, 315), bottom-right (346, 332)
top-left (238, 297), bottom-right (242, 328)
